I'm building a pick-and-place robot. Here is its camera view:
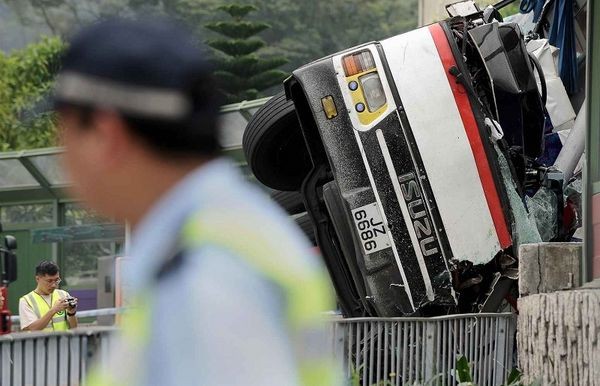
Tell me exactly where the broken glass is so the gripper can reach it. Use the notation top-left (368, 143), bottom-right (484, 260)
top-left (494, 145), bottom-right (542, 246)
top-left (525, 187), bottom-right (558, 241)
top-left (565, 176), bottom-right (584, 229)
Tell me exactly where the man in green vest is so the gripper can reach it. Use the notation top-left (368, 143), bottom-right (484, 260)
top-left (19, 260), bottom-right (78, 331)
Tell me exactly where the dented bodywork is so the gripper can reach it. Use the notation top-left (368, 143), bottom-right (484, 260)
top-left (244, 1), bottom-right (585, 317)
top-left (284, 16), bottom-right (545, 316)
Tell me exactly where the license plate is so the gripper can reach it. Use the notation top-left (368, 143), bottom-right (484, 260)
top-left (351, 203), bottom-right (391, 254)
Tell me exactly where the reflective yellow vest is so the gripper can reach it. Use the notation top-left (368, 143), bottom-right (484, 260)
top-left (88, 209), bottom-right (338, 386)
top-left (22, 289), bottom-right (70, 331)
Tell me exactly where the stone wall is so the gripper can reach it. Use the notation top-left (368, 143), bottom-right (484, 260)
top-left (518, 290), bottom-right (600, 385)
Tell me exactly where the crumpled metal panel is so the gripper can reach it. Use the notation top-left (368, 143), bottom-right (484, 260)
top-left (469, 22), bottom-right (546, 160)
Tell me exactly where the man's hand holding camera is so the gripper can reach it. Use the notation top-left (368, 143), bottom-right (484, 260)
top-left (53, 296), bottom-right (78, 316)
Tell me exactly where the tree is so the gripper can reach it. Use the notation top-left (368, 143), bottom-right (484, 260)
top-left (477, 0), bottom-right (520, 18)
top-left (0, 37), bottom-right (64, 150)
top-left (250, 0), bottom-right (418, 70)
top-left (205, 4), bottom-right (288, 103)
top-left (1, 0), bottom-right (420, 78)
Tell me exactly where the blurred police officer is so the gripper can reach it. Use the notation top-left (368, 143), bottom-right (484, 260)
top-left (54, 18), bottom-right (337, 386)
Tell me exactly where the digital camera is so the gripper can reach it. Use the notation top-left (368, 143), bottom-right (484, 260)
top-left (66, 296), bottom-right (77, 308)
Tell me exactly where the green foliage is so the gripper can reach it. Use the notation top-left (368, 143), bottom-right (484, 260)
top-left (456, 356), bottom-right (474, 384)
top-left (217, 55), bottom-right (287, 76)
top-left (349, 364), bottom-right (363, 386)
top-left (506, 368), bottom-right (523, 385)
top-left (455, 356), bottom-right (541, 386)
top-left (205, 3), bottom-right (288, 103)
top-left (0, 36), bottom-right (64, 151)
top-left (247, 69), bottom-right (287, 87)
top-left (499, 3), bottom-right (521, 18)
top-left (502, 368), bottom-right (541, 386)
top-left (0, 0), bottom-right (420, 147)
top-left (250, 0), bottom-right (418, 71)
top-left (205, 38), bottom-right (265, 56)
top-left (205, 21), bottom-right (270, 38)
top-left (216, 3), bottom-right (256, 18)
top-left (0, 204), bottom-right (54, 225)
top-left (2, 0), bottom-right (420, 72)
top-left (476, 0), bottom-right (521, 18)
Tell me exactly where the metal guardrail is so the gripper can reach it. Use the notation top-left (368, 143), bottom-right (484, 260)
top-left (0, 327), bottom-right (117, 386)
top-left (10, 307), bottom-right (127, 324)
top-left (0, 312), bottom-right (515, 386)
top-left (329, 313), bottom-right (516, 386)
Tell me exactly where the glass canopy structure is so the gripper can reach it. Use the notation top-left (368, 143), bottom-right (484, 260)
top-left (0, 97), bottom-right (269, 313)
top-left (0, 97), bottom-right (269, 205)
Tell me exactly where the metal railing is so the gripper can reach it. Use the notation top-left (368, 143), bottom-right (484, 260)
top-left (0, 327), bottom-right (117, 386)
top-left (10, 308), bottom-right (126, 325)
top-left (329, 313), bottom-right (516, 386)
top-left (1, 312), bottom-right (515, 386)
top-left (10, 308), bottom-right (127, 332)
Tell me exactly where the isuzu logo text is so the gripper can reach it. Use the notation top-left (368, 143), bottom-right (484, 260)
top-left (398, 172), bottom-right (441, 258)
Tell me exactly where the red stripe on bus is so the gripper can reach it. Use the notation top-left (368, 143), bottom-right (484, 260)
top-left (428, 23), bottom-right (512, 249)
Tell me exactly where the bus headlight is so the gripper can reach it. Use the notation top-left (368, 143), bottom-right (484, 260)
top-left (360, 72), bottom-right (386, 112)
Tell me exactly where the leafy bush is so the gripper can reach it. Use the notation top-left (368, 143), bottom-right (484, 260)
top-left (0, 36), bottom-right (64, 150)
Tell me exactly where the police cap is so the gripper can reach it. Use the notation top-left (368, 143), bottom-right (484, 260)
top-left (54, 18), bottom-right (218, 122)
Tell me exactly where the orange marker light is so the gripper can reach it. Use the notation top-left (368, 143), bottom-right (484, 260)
top-left (342, 50), bottom-right (376, 77)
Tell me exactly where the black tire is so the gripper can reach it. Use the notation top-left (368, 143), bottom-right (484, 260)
top-left (242, 92), bottom-right (312, 191)
top-left (271, 190), bottom-right (305, 215)
top-left (294, 212), bottom-right (316, 246)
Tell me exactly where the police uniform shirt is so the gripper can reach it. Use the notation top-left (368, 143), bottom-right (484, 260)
top-left (101, 159), bottom-right (330, 386)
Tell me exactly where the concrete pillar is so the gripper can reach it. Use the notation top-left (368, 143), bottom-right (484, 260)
top-left (518, 243), bottom-right (600, 384)
top-left (518, 290), bottom-right (600, 385)
top-left (519, 243), bottom-right (582, 296)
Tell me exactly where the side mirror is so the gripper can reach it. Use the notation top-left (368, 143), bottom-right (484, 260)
top-left (4, 236), bottom-right (16, 251)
